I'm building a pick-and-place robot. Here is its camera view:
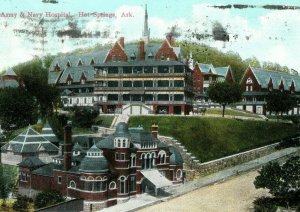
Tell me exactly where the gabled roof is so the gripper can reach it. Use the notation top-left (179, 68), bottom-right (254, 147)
top-left (59, 66), bottom-right (94, 83)
top-left (197, 63), bottom-right (216, 74)
top-left (250, 67), bottom-right (300, 91)
top-left (1, 126), bottom-right (59, 153)
top-left (215, 66), bottom-right (229, 77)
top-left (169, 145), bottom-right (184, 165)
top-left (3, 68), bottom-right (17, 77)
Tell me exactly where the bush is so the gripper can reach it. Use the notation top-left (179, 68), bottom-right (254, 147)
top-left (71, 106), bottom-right (99, 128)
top-left (253, 197), bottom-right (277, 212)
top-left (34, 190), bottom-right (65, 209)
top-left (12, 195), bottom-right (30, 212)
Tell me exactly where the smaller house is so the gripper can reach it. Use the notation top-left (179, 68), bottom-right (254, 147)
top-left (1, 126), bottom-right (59, 165)
top-left (0, 68), bottom-right (19, 89)
top-left (192, 63), bottom-right (234, 109)
top-left (237, 65), bottom-right (300, 115)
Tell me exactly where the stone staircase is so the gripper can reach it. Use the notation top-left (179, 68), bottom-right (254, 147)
top-left (111, 114), bottom-right (130, 128)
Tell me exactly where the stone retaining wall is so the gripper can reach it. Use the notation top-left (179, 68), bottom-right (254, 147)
top-left (158, 135), bottom-right (281, 179)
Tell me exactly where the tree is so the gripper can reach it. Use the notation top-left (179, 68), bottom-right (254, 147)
top-left (0, 88), bottom-right (38, 130)
top-left (71, 107), bottom-right (99, 128)
top-left (254, 156), bottom-right (300, 207)
top-left (34, 190), bottom-right (65, 209)
top-left (207, 81), bottom-right (242, 117)
top-left (266, 91), bottom-right (295, 116)
top-left (0, 165), bottom-right (18, 206)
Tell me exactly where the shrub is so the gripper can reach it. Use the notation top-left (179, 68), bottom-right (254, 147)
top-left (12, 195), bottom-right (30, 212)
top-left (34, 190), bottom-right (65, 209)
top-left (253, 197), bottom-right (277, 212)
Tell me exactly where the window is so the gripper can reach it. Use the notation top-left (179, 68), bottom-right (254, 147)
top-left (158, 80), bottom-right (169, 87)
top-left (123, 94), bottom-right (130, 101)
top-left (129, 176), bottom-right (136, 192)
top-left (132, 94), bottom-right (142, 101)
top-left (158, 94), bottom-right (169, 101)
top-left (174, 94), bottom-right (183, 101)
top-left (69, 181), bottom-right (76, 188)
top-left (120, 153), bottom-right (125, 160)
top-left (176, 169), bottom-right (182, 179)
top-left (122, 139), bottom-right (126, 147)
top-left (144, 94), bottom-right (153, 101)
top-left (131, 154), bottom-right (136, 167)
top-left (174, 80), bottom-right (184, 87)
top-left (109, 181), bottom-right (116, 190)
top-left (144, 80), bottom-right (153, 87)
top-left (107, 94), bottom-right (118, 101)
top-left (108, 67), bottom-right (118, 74)
top-left (158, 151), bottom-right (167, 164)
top-left (108, 81), bottom-right (118, 87)
top-left (123, 81), bottom-right (132, 87)
top-left (174, 66), bottom-right (184, 73)
top-left (133, 81), bottom-right (143, 87)
top-left (119, 176), bottom-right (126, 194)
top-left (144, 66), bottom-right (153, 73)
top-left (96, 181), bottom-right (107, 191)
top-left (78, 60), bottom-right (83, 66)
top-left (81, 79), bottom-right (86, 84)
top-left (158, 66), bottom-right (169, 73)
top-left (123, 67), bottom-right (132, 74)
top-left (58, 176), bottom-right (62, 184)
top-left (133, 67), bottom-right (142, 74)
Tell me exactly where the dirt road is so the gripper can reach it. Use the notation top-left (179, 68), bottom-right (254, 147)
top-left (139, 170), bottom-right (270, 212)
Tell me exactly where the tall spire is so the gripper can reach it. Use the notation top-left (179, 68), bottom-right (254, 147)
top-left (142, 4), bottom-right (150, 44)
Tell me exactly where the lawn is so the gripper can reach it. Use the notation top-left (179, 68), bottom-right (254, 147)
top-left (128, 116), bottom-right (298, 162)
top-left (95, 115), bottom-right (115, 128)
top-left (206, 108), bottom-right (261, 118)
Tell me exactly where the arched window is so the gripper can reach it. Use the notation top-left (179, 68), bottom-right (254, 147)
top-left (119, 176), bottom-right (126, 194)
top-left (130, 154), bottom-right (136, 167)
top-left (176, 169), bottom-right (182, 179)
top-left (158, 150), bottom-right (166, 164)
top-left (80, 176), bottom-right (86, 181)
top-left (109, 181), bottom-right (116, 190)
top-left (87, 176), bottom-right (94, 191)
top-left (69, 180), bottom-right (76, 188)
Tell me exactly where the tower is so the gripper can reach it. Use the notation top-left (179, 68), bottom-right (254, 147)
top-left (142, 4), bottom-right (150, 44)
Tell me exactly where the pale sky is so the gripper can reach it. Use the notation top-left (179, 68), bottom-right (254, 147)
top-left (0, 0), bottom-right (300, 71)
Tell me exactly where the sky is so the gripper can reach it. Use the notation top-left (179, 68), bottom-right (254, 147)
top-left (0, 0), bottom-right (300, 71)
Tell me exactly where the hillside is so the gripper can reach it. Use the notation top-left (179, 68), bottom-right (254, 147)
top-left (128, 116), bottom-right (298, 162)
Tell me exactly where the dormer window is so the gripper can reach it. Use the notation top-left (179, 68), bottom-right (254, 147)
top-left (90, 58), bottom-right (95, 65)
top-left (78, 60), bottom-right (83, 66)
top-left (148, 52), bottom-right (154, 59)
top-left (114, 137), bottom-right (129, 148)
top-left (161, 55), bottom-right (165, 60)
top-left (54, 64), bottom-right (60, 71)
top-left (130, 53), bottom-right (136, 61)
top-left (81, 79), bottom-right (85, 84)
top-left (67, 80), bottom-right (72, 85)
top-left (67, 61), bottom-right (71, 67)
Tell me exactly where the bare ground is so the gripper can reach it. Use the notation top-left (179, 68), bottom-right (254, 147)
top-left (139, 170), bottom-right (270, 212)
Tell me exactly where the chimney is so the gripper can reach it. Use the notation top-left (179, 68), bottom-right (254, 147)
top-left (151, 123), bottom-right (158, 139)
top-left (139, 40), bottom-right (145, 60)
top-left (119, 37), bottom-right (124, 48)
top-left (64, 122), bottom-right (72, 171)
top-left (166, 35), bottom-right (174, 46)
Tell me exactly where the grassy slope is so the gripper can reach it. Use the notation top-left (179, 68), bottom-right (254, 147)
top-left (128, 116), bottom-right (298, 162)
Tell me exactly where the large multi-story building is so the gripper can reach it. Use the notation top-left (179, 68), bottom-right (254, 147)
top-left (18, 123), bottom-right (184, 211)
top-left (237, 66), bottom-right (300, 115)
top-left (48, 7), bottom-right (193, 115)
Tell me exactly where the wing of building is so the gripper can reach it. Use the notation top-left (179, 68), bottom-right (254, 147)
top-left (17, 122), bottom-right (184, 211)
top-left (48, 6), bottom-right (193, 115)
top-left (237, 65), bottom-right (300, 115)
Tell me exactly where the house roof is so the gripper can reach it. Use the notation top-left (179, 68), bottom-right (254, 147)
top-left (169, 145), bottom-right (184, 165)
top-left (18, 157), bottom-right (45, 168)
top-left (3, 68), bottom-right (17, 77)
top-left (33, 163), bottom-right (63, 176)
top-left (59, 65), bottom-right (95, 84)
top-left (197, 63), bottom-right (216, 74)
top-left (215, 66), bottom-right (229, 77)
top-left (250, 67), bottom-right (300, 92)
top-left (1, 126), bottom-right (59, 153)
top-left (79, 145), bottom-right (108, 173)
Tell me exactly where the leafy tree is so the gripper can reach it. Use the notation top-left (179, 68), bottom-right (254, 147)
top-left (0, 88), bottom-right (38, 130)
top-left (13, 57), bottom-right (59, 118)
top-left (34, 190), bottom-right (65, 209)
top-left (207, 81), bottom-right (242, 117)
top-left (71, 107), bottom-right (99, 128)
top-left (254, 156), bottom-right (300, 207)
top-left (0, 165), bottom-right (18, 206)
top-left (244, 57), bottom-right (261, 68)
top-left (266, 91), bottom-right (296, 116)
